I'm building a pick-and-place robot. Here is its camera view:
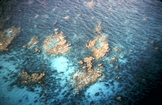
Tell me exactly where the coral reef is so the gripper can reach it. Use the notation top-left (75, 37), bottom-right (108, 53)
top-left (83, 56), bottom-right (94, 70)
top-left (72, 22), bottom-right (109, 94)
top-left (64, 15), bottom-right (70, 20)
top-left (86, 36), bottom-right (99, 49)
top-left (33, 48), bottom-right (40, 53)
top-left (94, 21), bottom-right (102, 35)
top-left (110, 57), bottom-right (117, 63)
top-left (86, 21), bottom-right (110, 59)
top-left (0, 26), bottom-right (21, 51)
top-left (114, 65), bottom-right (119, 70)
top-left (78, 60), bottom-right (83, 65)
top-left (86, 35), bottom-right (110, 59)
top-left (72, 57), bottom-right (103, 94)
top-left (20, 71), bottom-right (45, 85)
top-left (86, 0), bottom-right (95, 9)
top-left (23, 36), bottom-right (39, 49)
top-left (43, 31), bottom-right (71, 55)
top-left (114, 47), bottom-right (121, 52)
top-left (116, 96), bottom-right (122, 101)
top-left (34, 14), bottom-right (39, 19)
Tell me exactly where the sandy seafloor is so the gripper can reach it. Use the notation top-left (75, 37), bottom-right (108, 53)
top-left (0, 0), bottom-right (162, 105)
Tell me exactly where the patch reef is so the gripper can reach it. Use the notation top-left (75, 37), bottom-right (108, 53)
top-left (43, 31), bottom-right (71, 55)
top-left (72, 21), bottom-right (110, 94)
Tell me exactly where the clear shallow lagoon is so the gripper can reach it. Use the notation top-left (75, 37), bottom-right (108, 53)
top-left (0, 0), bottom-right (162, 105)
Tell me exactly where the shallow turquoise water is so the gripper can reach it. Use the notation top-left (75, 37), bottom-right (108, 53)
top-left (0, 0), bottom-right (162, 105)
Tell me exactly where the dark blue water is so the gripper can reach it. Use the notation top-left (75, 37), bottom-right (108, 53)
top-left (0, 0), bottom-right (162, 105)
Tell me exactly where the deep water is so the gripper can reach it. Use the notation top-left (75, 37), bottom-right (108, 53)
top-left (0, 0), bottom-right (162, 105)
